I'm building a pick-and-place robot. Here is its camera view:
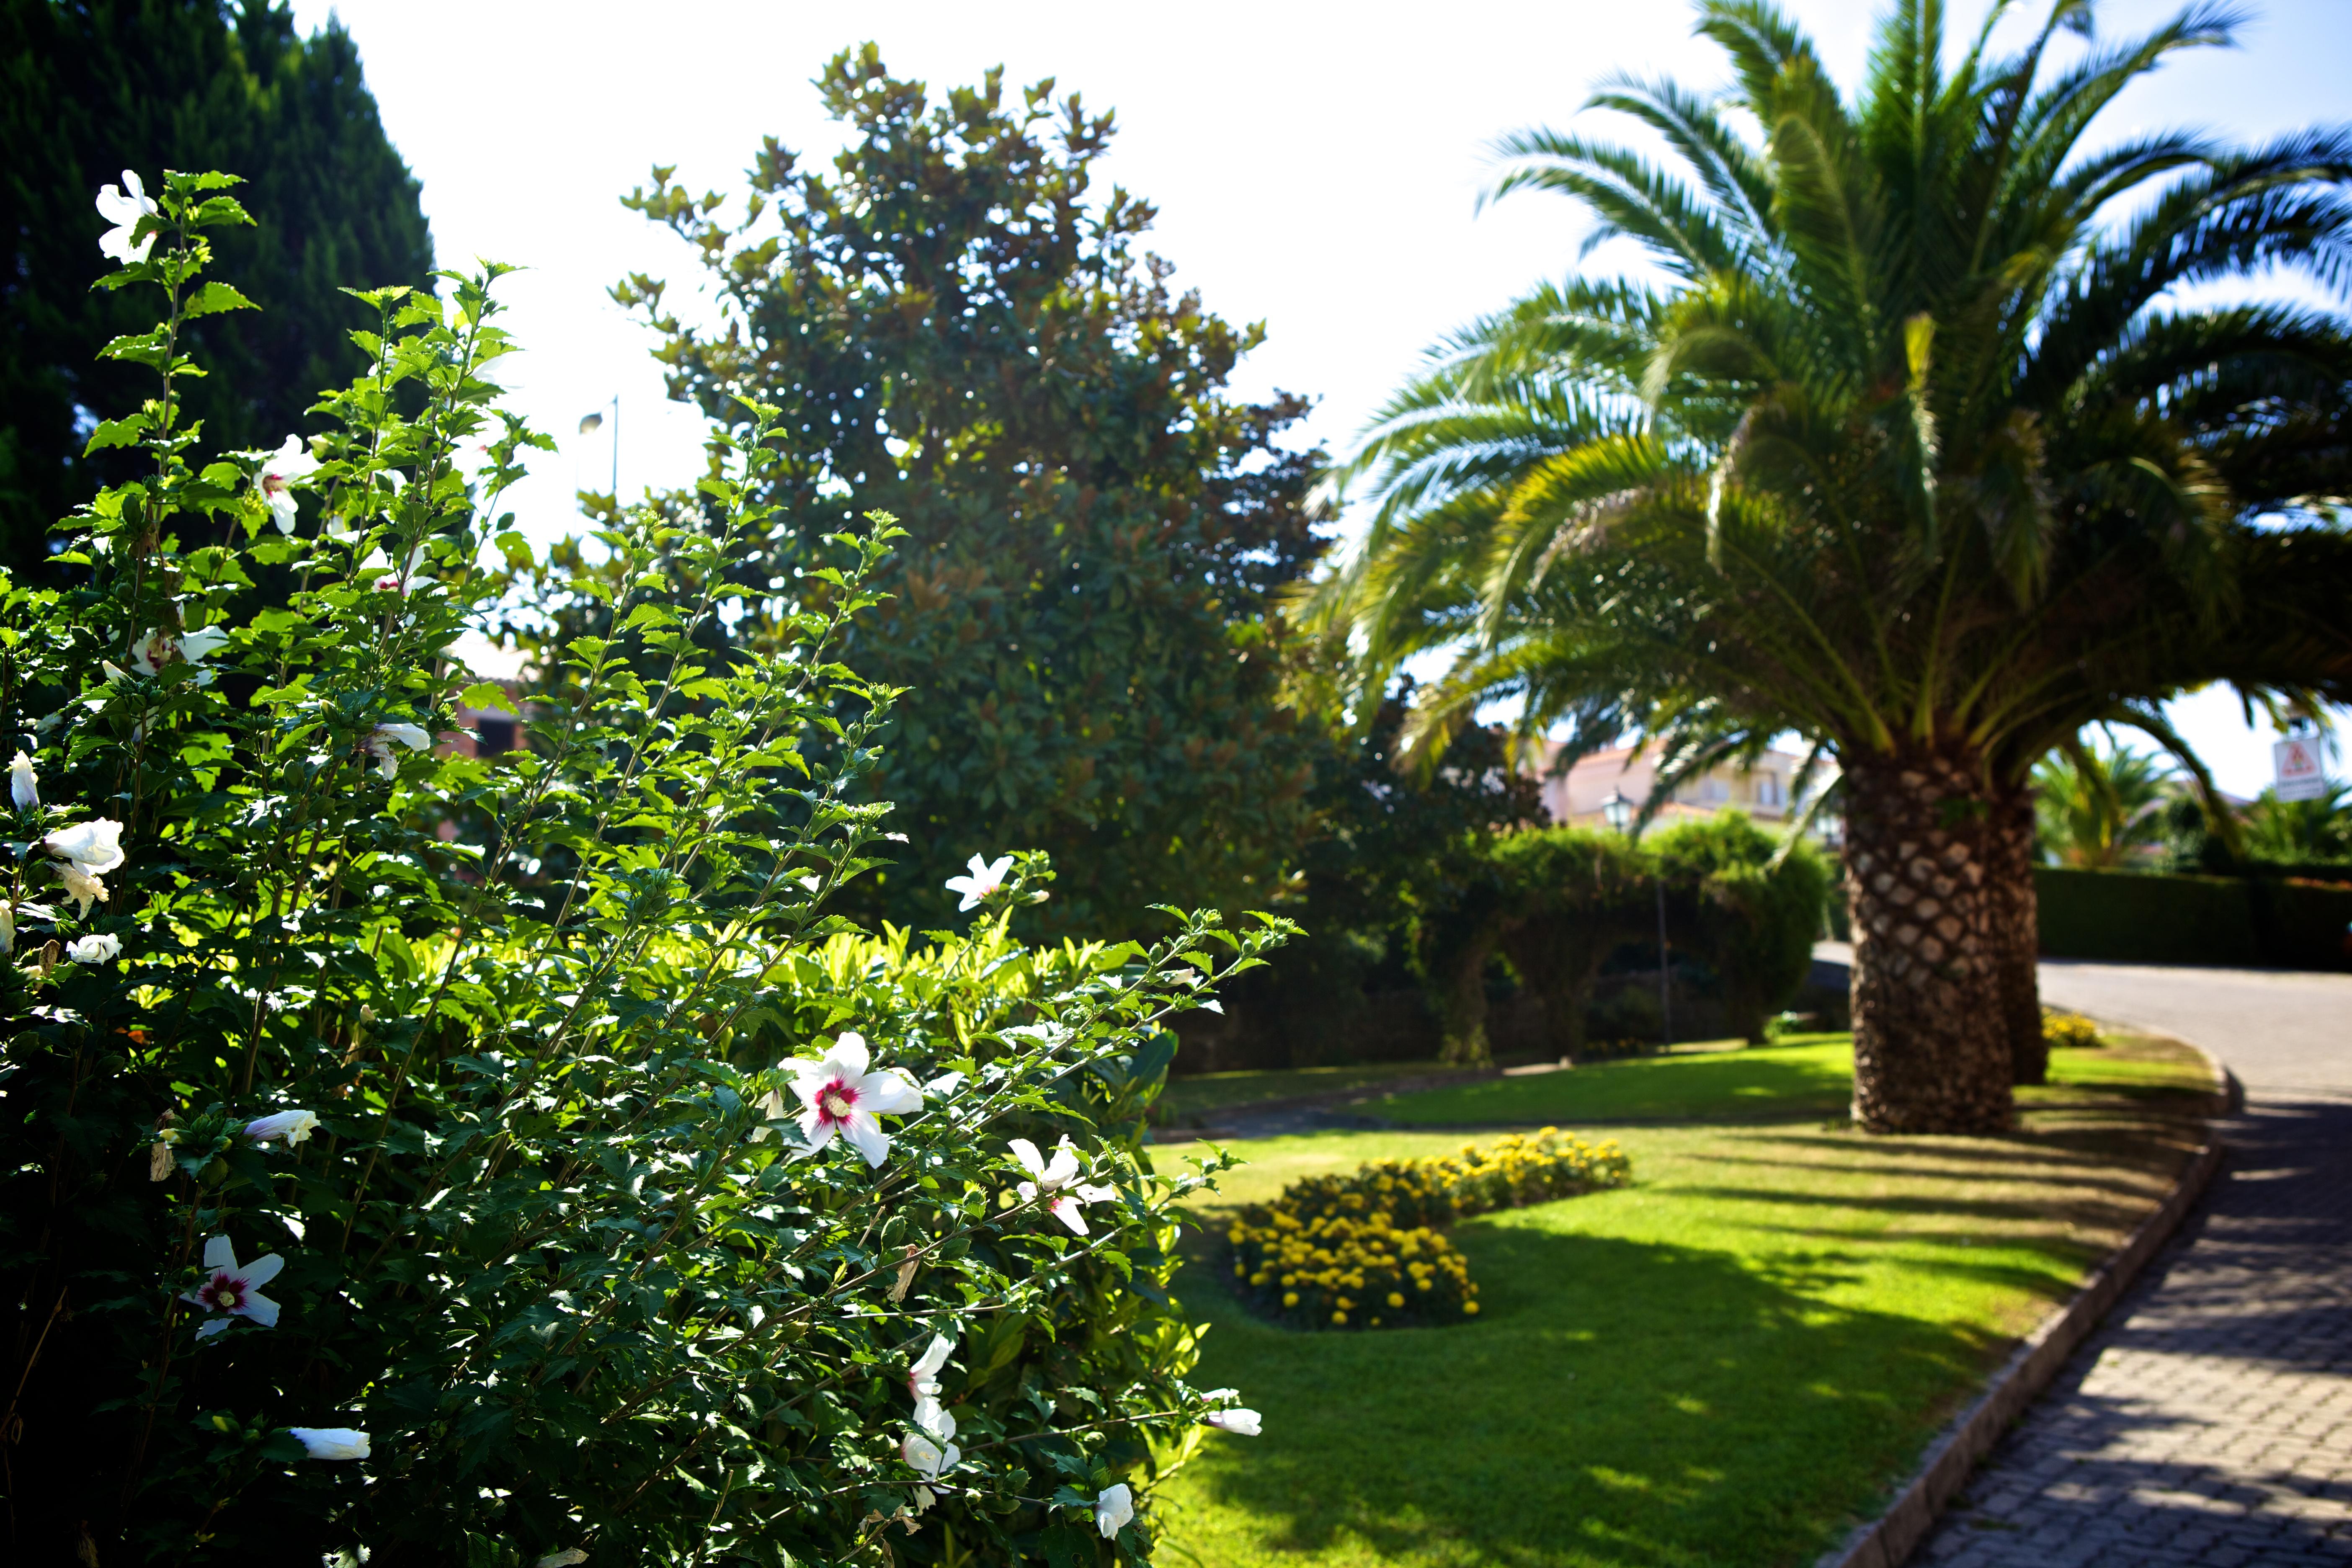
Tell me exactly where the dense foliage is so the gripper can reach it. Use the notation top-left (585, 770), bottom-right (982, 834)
top-left (0, 0), bottom-right (432, 576)
top-left (1410, 818), bottom-right (1831, 1063)
top-left (1316, 0), bottom-right (2352, 1130)
top-left (1649, 813), bottom-right (1836, 1046)
top-left (2239, 781), bottom-right (2352, 864)
top-left (610, 48), bottom-right (1331, 936)
top-left (0, 171), bottom-right (1279, 1567)
top-left (1194, 680), bottom-right (1545, 1070)
top-left (1223, 1130), bottom-right (1630, 1331)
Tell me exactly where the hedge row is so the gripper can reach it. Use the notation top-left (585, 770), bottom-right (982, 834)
top-left (2036, 868), bottom-right (2352, 970)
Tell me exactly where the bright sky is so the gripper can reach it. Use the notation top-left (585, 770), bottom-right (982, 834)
top-left (289, 0), bottom-right (2352, 797)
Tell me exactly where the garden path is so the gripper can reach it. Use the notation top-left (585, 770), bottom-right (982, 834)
top-left (1917, 959), bottom-right (2352, 1567)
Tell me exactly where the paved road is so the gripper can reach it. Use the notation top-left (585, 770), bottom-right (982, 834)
top-left (1916, 961), bottom-right (2352, 1567)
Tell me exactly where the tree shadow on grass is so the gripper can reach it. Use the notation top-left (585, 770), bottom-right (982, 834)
top-left (1164, 1226), bottom-right (2001, 1568)
top-left (1684, 1151), bottom-right (2166, 1205)
top-left (1670, 1184), bottom-right (2145, 1226)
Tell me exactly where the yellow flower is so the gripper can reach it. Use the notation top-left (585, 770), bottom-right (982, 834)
top-left (1387, 1292), bottom-right (1404, 1309)
top-left (1331, 1310), bottom-right (1347, 1325)
top-left (1462, 1300), bottom-right (1480, 1315)
top-left (1282, 1291), bottom-right (1299, 1308)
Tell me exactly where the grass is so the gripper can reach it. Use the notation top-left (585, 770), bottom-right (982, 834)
top-left (1143, 1030), bottom-right (2213, 1568)
top-left (1354, 1030), bottom-right (2211, 1127)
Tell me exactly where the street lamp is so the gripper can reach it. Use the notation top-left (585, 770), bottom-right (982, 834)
top-left (1599, 788), bottom-right (1672, 1047)
top-left (578, 395), bottom-right (619, 498)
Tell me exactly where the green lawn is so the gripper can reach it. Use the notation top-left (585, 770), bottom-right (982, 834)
top-left (1357, 1032), bottom-right (2210, 1127)
top-left (1145, 1033), bottom-right (2213, 1567)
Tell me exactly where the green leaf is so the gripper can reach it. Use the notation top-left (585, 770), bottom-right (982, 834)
top-left (191, 194), bottom-right (253, 227)
top-left (83, 414), bottom-right (150, 455)
top-left (182, 281), bottom-right (257, 318)
top-left (98, 330), bottom-right (169, 367)
top-left (460, 681), bottom-right (518, 716)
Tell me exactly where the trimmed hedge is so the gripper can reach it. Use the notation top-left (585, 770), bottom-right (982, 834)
top-left (2036, 868), bottom-right (2352, 970)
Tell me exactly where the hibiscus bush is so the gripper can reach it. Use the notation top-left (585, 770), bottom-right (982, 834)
top-left (0, 170), bottom-right (1281, 1566)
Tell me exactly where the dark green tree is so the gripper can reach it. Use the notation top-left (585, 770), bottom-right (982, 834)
top-left (615, 48), bottom-right (1331, 936)
top-left (1649, 813), bottom-right (1835, 1045)
top-left (1204, 676), bottom-right (1545, 1068)
top-left (0, 0), bottom-right (433, 573)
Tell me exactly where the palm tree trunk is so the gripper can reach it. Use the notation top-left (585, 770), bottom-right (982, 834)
top-left (1990, 782), bottom-right (2048, 1085)
top-left (1841, 754), bottom-right (2014, 1133)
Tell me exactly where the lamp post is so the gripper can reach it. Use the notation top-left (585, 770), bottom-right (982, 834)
top-left (1601, 788), bottom-right (1671, 1049)
top-left (1601, 788), bottom-right (1631, 836)
top-left (578, 396), bottom-right (619, 498)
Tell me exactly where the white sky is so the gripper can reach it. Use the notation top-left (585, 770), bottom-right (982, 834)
top-left (290, 0), bottom-right (2352, 797)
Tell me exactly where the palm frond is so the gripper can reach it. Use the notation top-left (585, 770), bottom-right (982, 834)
top-left (1486, 128), bottom-right (1749, 280)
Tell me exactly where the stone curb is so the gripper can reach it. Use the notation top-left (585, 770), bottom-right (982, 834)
top-left (1813, 1137), bottom-right (2226, 1568)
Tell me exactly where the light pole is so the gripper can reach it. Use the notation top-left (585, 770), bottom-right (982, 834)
top-left (1601, 788), bottom-right (1631, 836)
top-left (1601, 788), bottom-right (1671, 1049)
top-left (578, 396), bottom-right (619, 498)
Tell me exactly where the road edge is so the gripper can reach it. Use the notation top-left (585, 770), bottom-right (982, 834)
top-left (1812, 1137), bottom-right (2226, 1568)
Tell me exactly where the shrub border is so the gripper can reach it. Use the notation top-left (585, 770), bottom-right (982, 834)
top-left (1814, 1134), bottom-right (2225, 1568)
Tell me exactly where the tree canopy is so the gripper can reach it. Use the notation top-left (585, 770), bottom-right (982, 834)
top-left (0, 0), bottom-right (434, 577)
top-left (1317, 0), bottom-right (2352, 1131)
top-left (614, 48), bottom-right (1332, 936)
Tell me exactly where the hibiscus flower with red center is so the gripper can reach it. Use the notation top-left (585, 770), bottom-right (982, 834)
top-left (761, 1032), bottom-right (923, 1168)
top-left (181, 1235), bottom-right (286, 1339)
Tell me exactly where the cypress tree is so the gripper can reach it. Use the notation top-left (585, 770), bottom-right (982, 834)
top-left (0, 0), bottom-right (433, 574)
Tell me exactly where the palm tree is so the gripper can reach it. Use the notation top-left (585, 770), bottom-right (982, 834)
top-left (1318, 0), bottom-right (2352, 1131)
top-left (2034, 736), bottom-right (2176, 867)
top-left (2242, 779), bottom-right (2352, 861)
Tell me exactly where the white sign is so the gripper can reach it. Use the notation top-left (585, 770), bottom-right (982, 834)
top-left (2273, 736), bottom-right (2329, 802)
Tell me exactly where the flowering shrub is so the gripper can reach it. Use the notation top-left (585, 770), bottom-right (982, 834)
top-left (1223, 1130), bottom-right (1629, 1331)
top-left (2042, 1009), bottom-right (2105, 1050)
top-left (0, 170), bottom-right (1281, 1566)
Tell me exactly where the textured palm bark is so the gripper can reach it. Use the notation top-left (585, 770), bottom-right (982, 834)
top-left (1842, 755), bottom-right (2014, 1133)
top-left (1989, 782), bottom-right (2048, 1085)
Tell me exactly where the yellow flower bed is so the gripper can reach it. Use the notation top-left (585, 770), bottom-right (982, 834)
top-left (1227, 1206), bottom-right (1476, 1330)
top-left (2041, 1009), bottom-right (2104, 1050)
top-left (1224, 1128), bottom-right (1630, 1331)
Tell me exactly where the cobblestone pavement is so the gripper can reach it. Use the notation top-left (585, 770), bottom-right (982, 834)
top-left (1918, 962), bottom-right (2352, 1567)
